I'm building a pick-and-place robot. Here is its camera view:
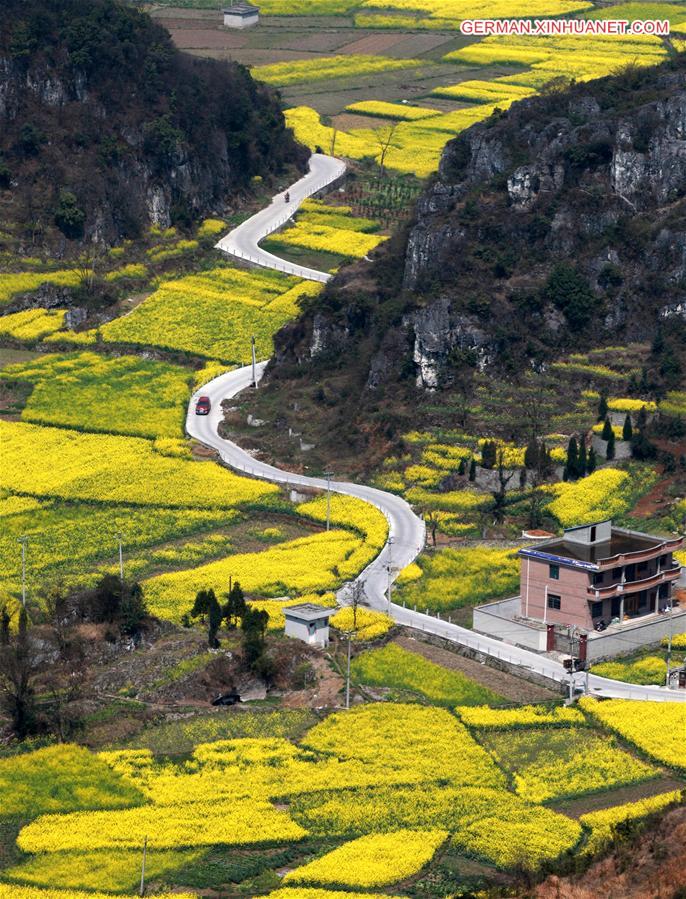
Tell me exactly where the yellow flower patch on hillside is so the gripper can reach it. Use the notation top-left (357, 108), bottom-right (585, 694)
top-left (284, 830), bottom-right (447, 887)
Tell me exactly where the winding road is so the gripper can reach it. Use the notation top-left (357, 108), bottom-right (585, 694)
top-left (190, 153), bottom-right (685, 703)
top-left (215, 153), bottom-right (346, 283)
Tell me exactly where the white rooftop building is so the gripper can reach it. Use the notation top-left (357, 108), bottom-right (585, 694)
top-left (223, 1), bottom-right (260, 29)
top-left (284, 603), bottom-right (332, 647)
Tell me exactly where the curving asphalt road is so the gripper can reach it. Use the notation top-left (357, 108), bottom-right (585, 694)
top-left (190, 156), bottom-right (685, 703)
top-left (215, 153), bottom-right (346, 283)
top-left (186, 363), bottom-right (426, 617)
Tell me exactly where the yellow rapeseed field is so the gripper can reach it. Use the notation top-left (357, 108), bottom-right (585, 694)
top-left (284, 830), bottom-right (447, 887)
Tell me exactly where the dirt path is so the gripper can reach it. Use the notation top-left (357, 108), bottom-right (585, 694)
top-left (394, 634), bottom-right (558, 704)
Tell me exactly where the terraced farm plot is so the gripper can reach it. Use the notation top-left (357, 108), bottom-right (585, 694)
top-left (351, 642), bottom-right (503, 706)
top-left (0, 419), bottom-right (280, 510)
top-left (253, 55), bottom-right (424, 87)
top-left (344, 100), bottom-right (442, 120)
top-left (142, 530), bottom-right (364, 620)
top-left (2, 352), bottom-right (192, 439)
top-left (0, 497), bottom-right (235, 589)
top-left (396, 546), bottom-right (519, 613)
top-left (478, 726), bottom-right (659, 804)
top-left (99, 267), bottom-right (311, 362)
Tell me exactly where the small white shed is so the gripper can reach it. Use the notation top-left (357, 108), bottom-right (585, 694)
top-left (223, 1), bottom-right (260, 29)
top-left (284, 603), bottom-right (332, 647)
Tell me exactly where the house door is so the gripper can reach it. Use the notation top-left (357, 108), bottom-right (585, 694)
top-left (611, 597), bottom-right (622, 618)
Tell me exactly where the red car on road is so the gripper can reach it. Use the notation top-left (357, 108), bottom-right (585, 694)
top-left (195, 396), bottom-right (211, 415)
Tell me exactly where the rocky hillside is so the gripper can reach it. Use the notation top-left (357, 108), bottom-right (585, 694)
top-left (0, 0), bottom-right (307, 252)
top-left (252, 58), bottom-right (686, 467)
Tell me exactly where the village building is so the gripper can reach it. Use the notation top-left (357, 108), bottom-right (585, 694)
top-left (223, 1), bottom-right (260, 29)
top-left (284, 603), bottom-right (332, 647)
top-left (473, 520), bottom-right (685, 661)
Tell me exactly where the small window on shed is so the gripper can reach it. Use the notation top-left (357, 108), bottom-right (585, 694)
top-left (549, 564), bottom-right (560, 580)
top-left (590, 526), bottom-right (597, 542)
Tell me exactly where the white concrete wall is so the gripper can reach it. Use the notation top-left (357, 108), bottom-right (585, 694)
top-left (284, 617), bottom-right (329, 646)
top-left (473, 598), bottom-right (549, 652)
top-left (586, 613), bottom-right (686, 661)
top-left (224, 11), bottom-right (258, 28)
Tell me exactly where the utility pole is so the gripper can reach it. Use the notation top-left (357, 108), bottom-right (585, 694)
top-left (345, 632), bottom-right (352, 709)
top-left (387, 535), bottom-right (394, 613)
top-left (323, 471), bottom-right (333, 531)
top-left (568, 625), bottom-right (577, 703)
top-left (17, 536), bottom-right (28, 607)
top-left (251, 335), bottom-right (257, 388)
top-left (114, 532), bottom-right (124, 584)
top-left (666, 595), bottom-right (674, 688)
top-left (139, 835), bottom-right (147, 897)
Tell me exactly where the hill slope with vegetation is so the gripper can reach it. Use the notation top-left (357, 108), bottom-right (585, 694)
top-left (0, 0), bottom-right (306, 253)
top-left (251, 58), bottom-right (686, 468)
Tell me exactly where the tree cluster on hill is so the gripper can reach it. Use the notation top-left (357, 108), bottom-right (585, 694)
top-left (0, 0), bottom-right (307, 251)
top-left (0, 574), bottom-right (148, 740)
top-left (188, 583), bottom-right (274, 681)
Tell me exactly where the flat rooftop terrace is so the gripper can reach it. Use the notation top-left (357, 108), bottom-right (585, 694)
top-left (541, 531), bottom-right (663, 564)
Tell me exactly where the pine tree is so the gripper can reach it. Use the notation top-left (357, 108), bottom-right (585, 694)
top-left (606, 429), bottom-right (616, 461)
top-left (566, 437), bottom-right (579, 480)
top-left (578, 438), bottom-right (587, 478)
top-left (587, 445), bottom-right (597, 474)
top-left (468, 458), bottom-right (477, 482)
top-left (622, 414), bottom-right (633, 442)
top-left (224, 582), bottom-right (246, 628)
top-left (597, 394), bottom-right (608, 421)
top-left (601, 416), bottom-right (613, 441)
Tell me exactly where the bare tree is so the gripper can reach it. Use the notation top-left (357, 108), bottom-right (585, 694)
top-left (491, 450), bottom-right (516, 523)
top-left (423, 509), bottom-right (439, 547)
top-left (349, 580), bottom-right (365, 630)
top-left (374, 122), bottom-right (399, 178)
top-left (0, 606), bottom-right (40, 739)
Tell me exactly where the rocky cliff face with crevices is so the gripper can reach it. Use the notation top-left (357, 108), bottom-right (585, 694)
top-left (250, 59), bottom-right (686, 464)
top-left (0, 0), bottom-right (307, 253)
top-left (270, 61), bottom-right (686, 390)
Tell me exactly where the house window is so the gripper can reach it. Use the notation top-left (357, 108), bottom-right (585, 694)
top-left (612, 567), bottom-right (623, 580)
top-left (593, 573), bottom-right (603, 586)
top-left (591, 600), bottom-right (603, 618)
top-left (547, 594), bottom-right (561, 610)
top-left (590, 526), bottom-right (597, 542)
top-left (549, 564), bottom-right (560, 580)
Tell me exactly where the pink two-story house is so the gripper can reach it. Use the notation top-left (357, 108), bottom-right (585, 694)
top-left (519, 519), bottom-right (683, 630)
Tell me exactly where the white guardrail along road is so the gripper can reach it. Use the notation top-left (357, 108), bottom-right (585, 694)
top-left (196, 154), bottom-right (684, 703)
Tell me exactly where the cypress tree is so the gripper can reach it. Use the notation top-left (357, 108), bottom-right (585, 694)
top-left (578, 438), bottom-right (587, 478)
top-left (601, 416), bottom-right (613, 441)
top-left (468, 458), bottom-right (477, 482)
top-left (587, 445), bottom-right (597, 474)
top-left (481, 440), bottom-right (497, 470)
top-left (524, 438), bottom-right (539, 470)
top-left (622, 414), bottom-right (633, 442)
top-left (207, 590), bottom-right (222, 648)
top-left (606, 429), bottom-right (616, 461)
top-left (636, 406), bottom-right (648, 431)
top-left (458, 457), bottom-right (466, 476)
top-left (597, 394), bottom-right (608, 421)
top-left (566, 437), bottom-right (579, 480)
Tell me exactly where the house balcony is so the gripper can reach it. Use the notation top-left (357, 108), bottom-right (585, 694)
top-left (587, 564), bottom-right (681, 600)
top-left (595, 536), bottom-right (683, 570)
